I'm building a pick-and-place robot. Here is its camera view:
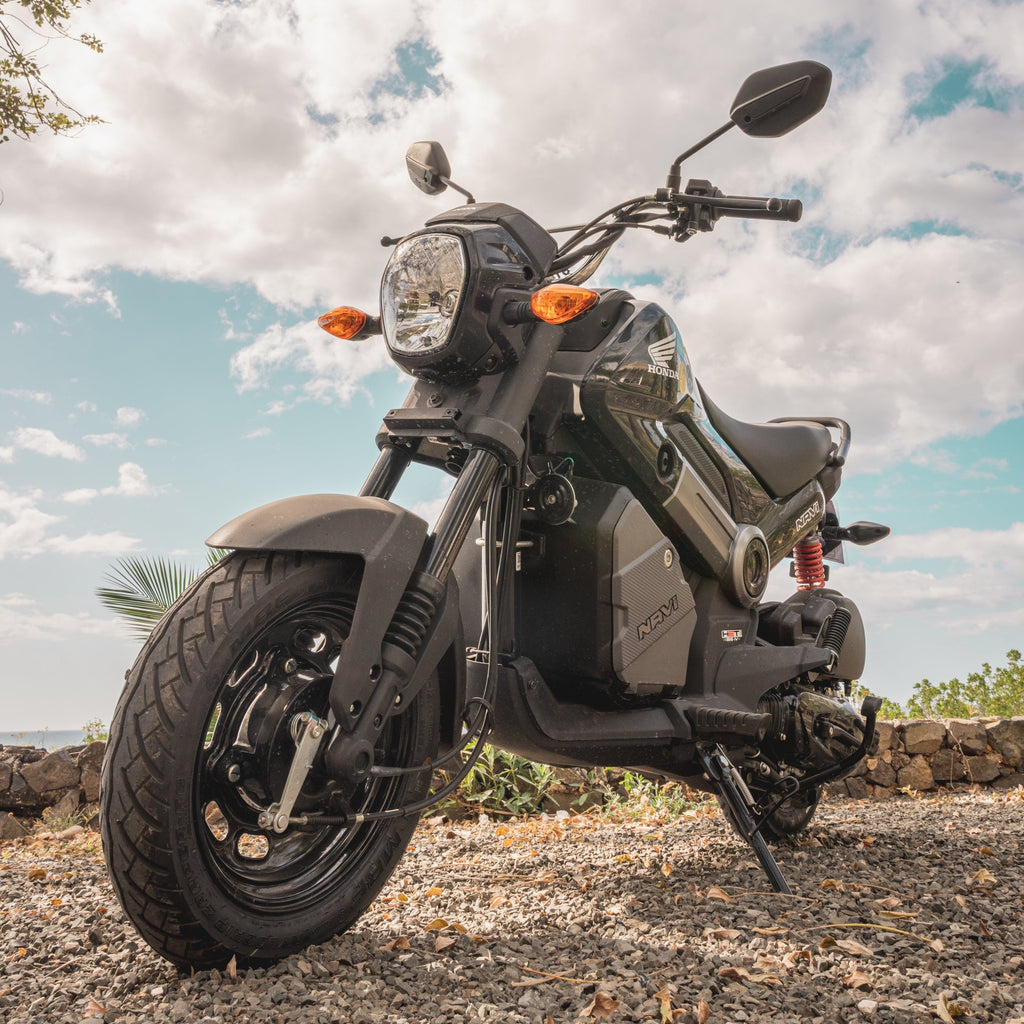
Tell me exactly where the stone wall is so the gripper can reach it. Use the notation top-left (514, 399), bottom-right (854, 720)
top-left (1, 718), bottom-right (1023, 837)
top-left (828, 716), bottom-right (1024, 799)
top-left (0, 741), bottom-right (105, 838)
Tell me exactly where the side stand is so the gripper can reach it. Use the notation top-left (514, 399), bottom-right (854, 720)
top-left (697, 743), bottom-right (792, 895)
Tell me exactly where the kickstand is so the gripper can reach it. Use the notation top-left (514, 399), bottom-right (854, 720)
top-left (697, 743), bottom-right (792, 896)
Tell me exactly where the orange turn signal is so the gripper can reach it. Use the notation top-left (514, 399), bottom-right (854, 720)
top-left (529, 285), bottom-right (600, 325)
top-left (318, 306), bottom-right (368, 339)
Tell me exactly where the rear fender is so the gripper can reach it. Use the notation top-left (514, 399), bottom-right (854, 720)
top-left (207, 494), bottom-right (466, 748)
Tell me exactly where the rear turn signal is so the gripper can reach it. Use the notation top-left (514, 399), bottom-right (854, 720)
top-left (530, 285), bottom-right (600, 325)
top-left (318, 306), bottom-right (369, 339)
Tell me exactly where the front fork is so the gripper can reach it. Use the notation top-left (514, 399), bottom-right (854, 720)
top-left (322, 446), bottom-right (502, 783)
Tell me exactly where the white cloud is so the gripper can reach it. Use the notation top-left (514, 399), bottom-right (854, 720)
top-left (651, 231), bottom-right (1024, 470)
top-left (60, 462), bottom-right (165, 504)
top-left (44, 531), bottom-right (144, 556)
top-left (0, 594), bottom-right (129, 643)
top-left (0, 482), bottom-right (141, 558)
top-left (7, 427), bottom-right (86, 461)
top-left (115, 407), bottom-right (145, 427)
top-left (84, 432), bottom-right (131, 449)
top-left (108, 462), bottom-right (162, 497)
top-left (0, 0), bottom-right (1019, 460)
top-left (1, 389), bottom-right (51, 403)
top-left (230, 320), bottom-right (391, 403)
top-left (0, 447), bottom-right (13, 464)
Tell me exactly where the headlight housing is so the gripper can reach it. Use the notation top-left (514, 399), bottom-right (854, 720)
top-left (379, 212), bottom-right (555, 384)
top-left (381, 233), bottom-right (467, 357)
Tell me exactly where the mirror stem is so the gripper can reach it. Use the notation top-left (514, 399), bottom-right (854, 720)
top-left (666, 121), bottom-right (735, 192)
top-left (441, 177), bottom-right (476, 205)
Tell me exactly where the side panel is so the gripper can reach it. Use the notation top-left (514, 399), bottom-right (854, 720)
top-left (611, 499), bottom-right (696, 691)
top-left (516, 478), bottom-right (695, 696)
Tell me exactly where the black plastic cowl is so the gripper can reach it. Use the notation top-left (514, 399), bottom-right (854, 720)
top-left (426, 203), bottom-right (557, 278)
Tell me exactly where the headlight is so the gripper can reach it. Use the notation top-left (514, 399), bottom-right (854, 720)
top-left (381, 233), bottom-right (467, 355)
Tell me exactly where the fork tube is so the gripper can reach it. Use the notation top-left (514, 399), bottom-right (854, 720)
top-left (359, 445), bottom-right (411, 499)
top-left (424, 448), bottom-right (501, 582)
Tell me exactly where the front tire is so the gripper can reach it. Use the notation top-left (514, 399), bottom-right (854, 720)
top-left (100, 551), bottom-right (439, 969)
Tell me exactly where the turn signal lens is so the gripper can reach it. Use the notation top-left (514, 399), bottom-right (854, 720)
top-left (530, 285), bottom-right (600, 325)
top-left (318, 306), bottom-right (367, 339)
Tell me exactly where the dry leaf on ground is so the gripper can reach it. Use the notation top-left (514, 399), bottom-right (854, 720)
top-left (842, 970), bottom-right (872, 990)
top-left (835, 938), bottom-right (875, 957)
top-left (582, 991), bottom-right (619, 1019)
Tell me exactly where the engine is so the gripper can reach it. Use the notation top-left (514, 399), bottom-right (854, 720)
top-left (758, 684), bottom-right (871, 776)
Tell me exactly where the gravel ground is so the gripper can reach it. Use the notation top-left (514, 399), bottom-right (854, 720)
top-left (1, 790), bottom-right (1023, 1024)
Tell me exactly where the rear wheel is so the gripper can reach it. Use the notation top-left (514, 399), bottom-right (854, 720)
top-left (716, 784), bottom-right (820, 843)
top-left (100, 551), bottom-right (439, 969)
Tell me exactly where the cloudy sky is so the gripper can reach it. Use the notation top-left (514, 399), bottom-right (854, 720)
top-left (2, 0), bottom-right (1023, 729)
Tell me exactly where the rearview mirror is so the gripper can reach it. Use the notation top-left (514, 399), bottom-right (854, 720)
top-left (406, 141), bottom-right (451, 196)
top-left (730, 60), bottom-right (831, 138)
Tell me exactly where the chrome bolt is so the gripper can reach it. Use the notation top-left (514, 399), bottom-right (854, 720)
top-left (227, 764), bottom-right (241, 783)
top-left (282, 657), bottom-right (299, 674)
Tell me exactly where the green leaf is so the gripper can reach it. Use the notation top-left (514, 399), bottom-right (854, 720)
top-left (96, 555), bottom-right (199, 640)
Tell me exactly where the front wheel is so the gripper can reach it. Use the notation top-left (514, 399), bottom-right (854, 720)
top-left (100, 551), bottom-right (439, 969)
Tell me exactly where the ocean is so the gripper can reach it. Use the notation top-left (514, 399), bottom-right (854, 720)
top-left (0, 730), bottom-right (90, 750)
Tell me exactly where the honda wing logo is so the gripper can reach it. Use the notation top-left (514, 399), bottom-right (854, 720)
top-left (646, 337), bottom-right (679, 380)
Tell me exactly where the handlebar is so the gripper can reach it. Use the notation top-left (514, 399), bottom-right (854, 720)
top-left (714, 195), bottom-right (803, 222)
top-left (547, 185), bottom-right (804, 282)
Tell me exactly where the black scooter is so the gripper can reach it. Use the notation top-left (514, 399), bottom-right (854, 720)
top-left (101, 60), bottom-right (889, 968)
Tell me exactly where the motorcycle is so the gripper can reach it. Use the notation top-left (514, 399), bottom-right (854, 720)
top-left (100, 60), bottom-right (890, 968)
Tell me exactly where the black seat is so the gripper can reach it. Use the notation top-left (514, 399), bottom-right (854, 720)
top-left (697, 383), bottom-right (833, 499)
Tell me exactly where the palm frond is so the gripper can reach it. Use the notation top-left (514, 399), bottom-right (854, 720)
top-left (96, 555), bottom-right (200, 641)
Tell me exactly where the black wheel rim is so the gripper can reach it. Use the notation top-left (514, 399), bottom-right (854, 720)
top-left (193, 597), bottom-right (417, 914)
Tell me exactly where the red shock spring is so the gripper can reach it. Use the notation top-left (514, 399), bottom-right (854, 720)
top-left (793, 537), bottom-right (826, 590)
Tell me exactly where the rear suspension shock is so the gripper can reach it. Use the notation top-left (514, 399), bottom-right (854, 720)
top-left (793, 537), bottom-right (826, 590)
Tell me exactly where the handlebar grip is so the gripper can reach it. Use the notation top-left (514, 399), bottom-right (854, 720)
top-left (716, 196), bottom-right (803, 222)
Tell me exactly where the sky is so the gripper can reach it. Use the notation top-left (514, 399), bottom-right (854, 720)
top-left (1, 0), bottom-right (1023, 729)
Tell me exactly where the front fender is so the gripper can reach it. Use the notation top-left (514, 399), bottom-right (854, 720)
top-left (207, 493), bottom-right (428, 562)
top-left (207, 495), bottom-right (466, 748)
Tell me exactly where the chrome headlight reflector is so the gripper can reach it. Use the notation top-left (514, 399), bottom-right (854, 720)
top-left (381, 233), bottom-right (467, 356)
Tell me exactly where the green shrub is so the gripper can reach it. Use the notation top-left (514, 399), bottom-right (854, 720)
top-left (452, 744), bottom-right (557, 816)
top-left (906, 649), bottom-right (1024, 719)
top-left (82, 718), bottom-right (108, 744)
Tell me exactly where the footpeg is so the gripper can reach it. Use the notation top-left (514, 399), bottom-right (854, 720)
top-left (697, 743), bottom-right (792, 895)
top-left (689, 706), bottom-right (771, 741)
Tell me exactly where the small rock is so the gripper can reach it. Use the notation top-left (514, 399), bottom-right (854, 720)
top-left (874, 721), bottom-right (897, 752)
top-left (43, 788), bottom-right (82, 823)
top-left (966, 755), bottom-right (1002, 783)
top-left (947, 720), bottom-right (989, 755)
top-left (857, 999), bottom-right (878, 1016)
top-left (930, 749), bottom-right (968, 784)
top-left (987, 718), bottom-right (1024, 768)
top-left (897, 754), bottom-right (936, 791)
top-left (901, 721), bottom-right (947, 756)
top-left (21, 748), bottom-right (80, 794)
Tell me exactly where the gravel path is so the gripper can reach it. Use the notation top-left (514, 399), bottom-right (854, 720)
top-left (1, 791), bottom-right (1022, 1023)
